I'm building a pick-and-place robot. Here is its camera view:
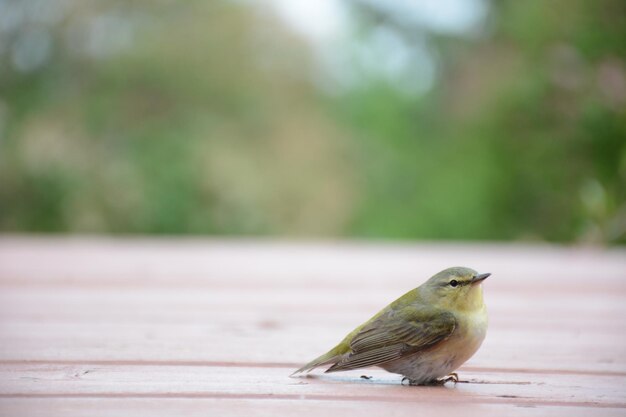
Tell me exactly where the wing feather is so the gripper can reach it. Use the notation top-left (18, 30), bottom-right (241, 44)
top-left (325, 306), bottom-right (456, 372)
top-left (326, 344), bottom-right (405, 372)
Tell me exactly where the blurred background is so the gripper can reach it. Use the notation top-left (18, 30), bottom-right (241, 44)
top-left (0, 0), bottom-right (624, 244)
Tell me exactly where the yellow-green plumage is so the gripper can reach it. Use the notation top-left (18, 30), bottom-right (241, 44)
top-left (292, 267), bottom-right (490, 385)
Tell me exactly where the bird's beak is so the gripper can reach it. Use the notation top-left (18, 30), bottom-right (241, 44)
top-left (471, 272), bottom-right (491, 284)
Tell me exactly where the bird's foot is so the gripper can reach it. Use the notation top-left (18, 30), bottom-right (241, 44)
top-left (436, 373), bottom-right (459, 385)
top-left (402, 373), bottom-right (459, 386)
top-left (401, 377), bottom-right (420, 386)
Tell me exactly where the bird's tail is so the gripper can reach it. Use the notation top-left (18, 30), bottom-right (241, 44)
top-left (290, 344), bottom-right (346, 376)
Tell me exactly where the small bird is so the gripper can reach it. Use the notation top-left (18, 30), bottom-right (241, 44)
top-left (292, 267), bottom-right (490, 385)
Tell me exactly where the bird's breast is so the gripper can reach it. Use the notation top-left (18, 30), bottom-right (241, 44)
top-left (444, 305), bottom-right (488, 369)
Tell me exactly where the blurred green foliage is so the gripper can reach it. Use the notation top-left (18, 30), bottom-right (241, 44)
top-left (340, 0), bottom-right (626, 243)
top-left (0, 0), bottom-right (624, 243)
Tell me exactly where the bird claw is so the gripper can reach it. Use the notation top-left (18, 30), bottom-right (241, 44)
top-left (437, 373), bottom-right (459, 385)
top-left (401, 377), bottom-right (418, 386)
top-left (402, 373), bottom-right (459, 386)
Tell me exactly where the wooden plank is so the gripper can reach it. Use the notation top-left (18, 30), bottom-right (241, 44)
top-left (1, 287), bottom-right (623, 322)
top-left (0, 284), bottom-right (624, 373)
top-left (2, 398), bottom-right (624, 417)
top-left (1, 238), bottom-right (625, 291)
top-left (0, 365), bottom-right (625, 409)
top-left (0, 320), bottom-right (624, 374)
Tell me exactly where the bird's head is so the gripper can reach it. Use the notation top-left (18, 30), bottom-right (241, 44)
top-left (420, 267), bottom-right (490, 312)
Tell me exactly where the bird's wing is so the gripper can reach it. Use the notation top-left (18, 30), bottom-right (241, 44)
top-left (325, 306), bottom-right (456, 373)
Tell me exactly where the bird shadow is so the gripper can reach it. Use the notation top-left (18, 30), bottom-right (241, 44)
top-left (291, 373), bottom-right (532, 387)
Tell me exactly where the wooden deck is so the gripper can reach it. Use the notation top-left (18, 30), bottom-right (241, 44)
top-left (0, 236), bottom-right (625, 416)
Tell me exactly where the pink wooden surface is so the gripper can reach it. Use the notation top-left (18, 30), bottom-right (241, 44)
top-left (0, 236), bottom-right (625, 416)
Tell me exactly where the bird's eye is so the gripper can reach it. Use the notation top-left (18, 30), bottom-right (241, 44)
top-left (449, 280), bottom-right (458, 287)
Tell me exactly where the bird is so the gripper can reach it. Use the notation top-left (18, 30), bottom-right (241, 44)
top-left (291, 266), bottom-right (490, 385)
